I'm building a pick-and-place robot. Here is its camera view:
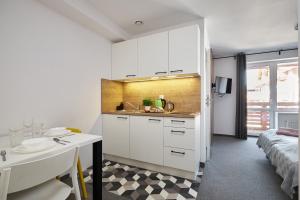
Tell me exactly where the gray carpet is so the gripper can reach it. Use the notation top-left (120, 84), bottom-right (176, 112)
top-left (68, 135), bottom-right (295, 200)
top-left (197, 135), bottom-right (295, 200)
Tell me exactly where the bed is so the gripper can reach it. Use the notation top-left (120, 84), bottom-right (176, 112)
top-left (257, 129), bottom-right (298, 198)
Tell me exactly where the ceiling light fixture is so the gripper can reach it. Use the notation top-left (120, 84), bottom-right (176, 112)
top-left (134, 20), bottom-right (144, 25)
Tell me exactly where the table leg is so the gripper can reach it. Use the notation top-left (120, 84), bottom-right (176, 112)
top-left (93, 140), bottom-right (102, 200)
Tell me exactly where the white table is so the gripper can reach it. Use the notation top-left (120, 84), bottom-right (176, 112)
top-left (0, 133), bottom-right (103, 199)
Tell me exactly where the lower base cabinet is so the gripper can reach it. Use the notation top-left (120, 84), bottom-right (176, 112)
top-left (130, 116), bottom-right (164, 165)
top-left (102, 114), bottom-right (200, 173)
top-left (102, 114), bottom-right (130, 158)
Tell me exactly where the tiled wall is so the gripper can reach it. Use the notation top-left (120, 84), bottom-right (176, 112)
top-left (102, 77), bottom-right (201, 113)
top-left (101, 79), bottom-right (123, 112)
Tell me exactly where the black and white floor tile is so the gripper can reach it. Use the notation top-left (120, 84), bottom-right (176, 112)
top-left (83, 160), bottom-right (201, 200)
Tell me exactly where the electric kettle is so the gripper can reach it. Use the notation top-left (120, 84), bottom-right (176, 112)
top-left (166, 101), bottom-right (175, 112)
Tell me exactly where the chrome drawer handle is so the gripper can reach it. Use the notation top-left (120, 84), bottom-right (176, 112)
top-left (148, 119), bottom-right (161, 122)
top-left (171, 120), bottom-right (185, 123)
top-left (155, 72), bottom-right (167, 75)
top-left (170, 70), bottom-right (183, 73)
top-left (126, 74), bottom-right (136, 77)
top-left (117, 117), bottom-right (128, 119)
top-left (171, 150), bottom-right (185, 155)
top-left (170, 130), bottom-right (185, 134)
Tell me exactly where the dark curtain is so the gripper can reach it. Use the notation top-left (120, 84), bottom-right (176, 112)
top-left (235, 53), bottom-right (247, 139)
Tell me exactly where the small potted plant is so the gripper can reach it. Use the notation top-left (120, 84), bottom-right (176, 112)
top-left (143, 98), bottom-right (152, 112)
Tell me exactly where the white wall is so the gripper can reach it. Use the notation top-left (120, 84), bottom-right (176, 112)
top-left (213, 57), bottom-right (237, 135)
top-left (0, 0), bottom-right (111, 168)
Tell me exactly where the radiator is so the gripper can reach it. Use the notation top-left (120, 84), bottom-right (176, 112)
top-left (275, 112), bottom-right (299, 129)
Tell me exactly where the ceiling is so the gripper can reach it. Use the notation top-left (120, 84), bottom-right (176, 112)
top-left (43, 0), bottom-right (298, 57)
top-left (87, 0), bottom-right (201, 36)
top-left (88, 0), bottom-right (298, 57)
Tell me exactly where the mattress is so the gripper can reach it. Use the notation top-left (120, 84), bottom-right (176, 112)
top-left (257, 129), bottom-right (298, 198)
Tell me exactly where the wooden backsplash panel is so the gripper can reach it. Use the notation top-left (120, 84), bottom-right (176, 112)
top-left (101, 79), bottom-right (123, 112)
top-left (123, 77), bottom-right (201, 112)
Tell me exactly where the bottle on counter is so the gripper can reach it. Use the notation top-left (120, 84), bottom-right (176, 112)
top-left (159, 95), bottom-right (166, 109)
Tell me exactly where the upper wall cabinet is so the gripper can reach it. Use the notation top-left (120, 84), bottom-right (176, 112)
top-left (138, 32), bottom-right (169, 77)
top-left (169, 25), bottom-right (200, 75)
top-left (112, 39), bottom-right (138, 80)
top-left (111, 24), bottom-right (201, 80)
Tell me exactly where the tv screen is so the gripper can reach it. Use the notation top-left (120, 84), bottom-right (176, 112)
top-left (215, 76), bottom-right (232, 94)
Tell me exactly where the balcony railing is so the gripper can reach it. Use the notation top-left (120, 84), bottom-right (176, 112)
top-left (247, 101), bottom-right (298, 133)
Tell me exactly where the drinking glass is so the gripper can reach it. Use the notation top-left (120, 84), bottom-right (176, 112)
top-left (32, 123), bottom-right (46, 138)
top-left (9, 128), bottom-right (24, 147)
top-left (23, 119), bottom-right (34, 137)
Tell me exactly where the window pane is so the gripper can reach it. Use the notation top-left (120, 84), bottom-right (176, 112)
top-left (247, 66), bottom-right (270, 109)
top-left (247, 66), bottom-right (271, 136)
top-left (277, 63), bottom-right (299, 111)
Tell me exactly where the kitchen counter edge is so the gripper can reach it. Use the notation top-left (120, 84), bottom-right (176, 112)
top-left (101, 112), bottom-right (200, 118)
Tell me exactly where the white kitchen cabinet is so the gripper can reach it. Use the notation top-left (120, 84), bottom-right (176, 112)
top-left (138, 32), bottom-right (169, 77)
top-left (112, 39), bottom-right (138, 80)
top-left (164, 127), bottom-right (195, 150)
top-left (130, 116), bottom-right (164, 165)
top-left (163, 116), bottom-right (200, 172)
top-left (169, 25), bottom-right (200, 75)
top-left (102, 114), bottom-right (130, 158)
top-left (164, 117), bottom-right (195, 129)
top-left (164, 147), bottom-right (196, 172)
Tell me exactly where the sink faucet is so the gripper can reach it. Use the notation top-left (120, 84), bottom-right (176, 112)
top-left (125, 102), bottom-right (140, 111)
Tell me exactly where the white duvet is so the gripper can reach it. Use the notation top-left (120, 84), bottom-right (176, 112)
top-left (257, 129), bottom-right (298, 198)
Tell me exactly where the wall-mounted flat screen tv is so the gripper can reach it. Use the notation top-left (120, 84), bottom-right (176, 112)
top-left (215, 76), bottom-right (232, 94)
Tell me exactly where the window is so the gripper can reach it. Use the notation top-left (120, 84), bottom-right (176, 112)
top-left (247, 59), bottom-right (298, 136)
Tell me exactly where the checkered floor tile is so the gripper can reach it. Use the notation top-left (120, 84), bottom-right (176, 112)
top-left (84, 160), bottom-right (201, 200)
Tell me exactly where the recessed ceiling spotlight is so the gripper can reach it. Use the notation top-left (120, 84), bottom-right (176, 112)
top-left (134, 20), bottom-right (144, 25)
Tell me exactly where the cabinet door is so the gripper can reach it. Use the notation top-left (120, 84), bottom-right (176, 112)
top-left (130, 116), bottom-right (163, 165)
top-left (138, 32), bottom-right (169, 77)
top-left (102, 115), bottom-right (130, 158)
top-left (112, 39), bottom-right (138, 80)
top-left (164, 147), bottom-right (196, 172)
top-left (169, 25), bottom-right (200, 75)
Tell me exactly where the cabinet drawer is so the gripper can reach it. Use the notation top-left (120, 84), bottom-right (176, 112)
top-left (164, 117), bottom-right (194, 128)
top-left (164, 127), bottom-right (195, 150)
top-left (164, 147), bottom-right (195, 172)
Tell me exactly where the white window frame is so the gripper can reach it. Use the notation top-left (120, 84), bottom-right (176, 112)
top-left (247, 58), bottom-right (298, 133)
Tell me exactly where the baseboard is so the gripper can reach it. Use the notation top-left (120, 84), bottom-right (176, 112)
top-left (247, 135), bottom-right (259, 138)
top-left (104, 154), bottom-right (200, 181)
top-left (213, 133), bottom-right (235, 137)
top-left (213, 133), bottom-right (258, 138)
